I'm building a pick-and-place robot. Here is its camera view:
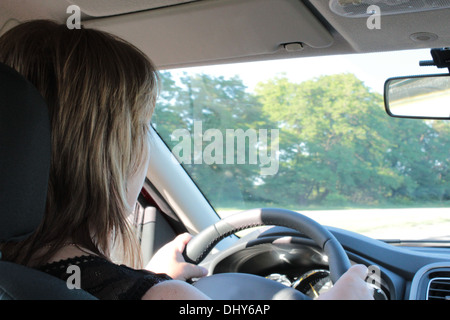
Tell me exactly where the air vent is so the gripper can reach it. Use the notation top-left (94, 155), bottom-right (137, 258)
top-left (427, 277), bottom-right (450, 300)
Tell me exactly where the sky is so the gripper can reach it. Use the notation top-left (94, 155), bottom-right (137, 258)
top-left (169, 48), bottom-right (438, 94)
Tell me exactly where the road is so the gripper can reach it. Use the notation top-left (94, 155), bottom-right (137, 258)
top-left (217, 207), bottom-right (450, 241)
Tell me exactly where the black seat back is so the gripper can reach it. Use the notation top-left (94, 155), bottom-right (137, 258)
top-left (0, 62), bottom-right (95, 299)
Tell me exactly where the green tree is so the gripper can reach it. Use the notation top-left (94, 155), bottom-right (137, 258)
top-left (384, 117), bottom-right (450, 202)
top-left (153, 72), bottom-right (274, 207)
top-left (255, 74), bottom-right (401, 207)
top-left (153, 71), bottom-right (449, 210)
top-left (151, 71), bottom-right (186, 142)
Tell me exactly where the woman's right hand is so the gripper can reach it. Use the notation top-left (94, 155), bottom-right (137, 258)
top-left (317, 264), bottom-right (374, 300)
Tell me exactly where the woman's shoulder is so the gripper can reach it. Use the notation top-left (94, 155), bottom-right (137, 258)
top-left (36, 254), bottom-right (172, 300)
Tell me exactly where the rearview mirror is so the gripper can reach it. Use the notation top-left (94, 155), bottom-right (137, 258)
top-left (384, 74), bottom-right (450, 119)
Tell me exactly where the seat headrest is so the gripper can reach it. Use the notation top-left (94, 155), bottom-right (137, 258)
top-left (0, 63), bottom-right (51, 242)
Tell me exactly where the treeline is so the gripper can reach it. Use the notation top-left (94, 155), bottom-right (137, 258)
top-left (152, 72), bottom-right (450, 209)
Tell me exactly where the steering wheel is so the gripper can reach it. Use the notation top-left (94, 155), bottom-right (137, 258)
top-left (183, 208), bottom-right (351, 300)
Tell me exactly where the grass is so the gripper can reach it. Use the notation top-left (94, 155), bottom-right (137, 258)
top-left (215, 200), bottom-right (450, 214)
top-left (215, 201), bottom-right (450, 240)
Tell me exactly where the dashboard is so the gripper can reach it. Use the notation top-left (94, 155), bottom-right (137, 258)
top-left (199, 225), bottom-right (450, 300)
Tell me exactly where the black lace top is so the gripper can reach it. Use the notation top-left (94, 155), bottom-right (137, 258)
top-left (36, 255), bottom-right (172, 300)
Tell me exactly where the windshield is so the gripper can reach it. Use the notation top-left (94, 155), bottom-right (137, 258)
top-left (152, 49), bottom-right (450, 242)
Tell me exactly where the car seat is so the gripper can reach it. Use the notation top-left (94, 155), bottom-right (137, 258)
top-left (0, 62), bottom-right (95, 299)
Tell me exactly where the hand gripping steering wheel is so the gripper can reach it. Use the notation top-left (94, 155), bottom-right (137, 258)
top-left (183, 208), bottom-right (351, 300)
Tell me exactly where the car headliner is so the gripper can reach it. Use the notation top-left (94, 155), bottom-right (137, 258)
top-left (1, 0), bottom-right (450, 69)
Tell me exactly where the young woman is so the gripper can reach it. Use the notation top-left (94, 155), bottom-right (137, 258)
top-left (0, 20), bottom-right (372, 300)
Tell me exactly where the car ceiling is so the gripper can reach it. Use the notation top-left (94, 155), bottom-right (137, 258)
top-left (1, 0), bottom-right (450, 69)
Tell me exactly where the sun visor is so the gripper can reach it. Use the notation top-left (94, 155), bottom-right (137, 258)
top-left (84, 0), bottom-right (333, 68)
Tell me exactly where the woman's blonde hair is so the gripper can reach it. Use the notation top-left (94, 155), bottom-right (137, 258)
top-left (0, 20), bottom-right (158, 268)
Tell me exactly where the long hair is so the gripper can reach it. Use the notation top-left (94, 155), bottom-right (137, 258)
top-left (0, 20), bottom-right (158, 268)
